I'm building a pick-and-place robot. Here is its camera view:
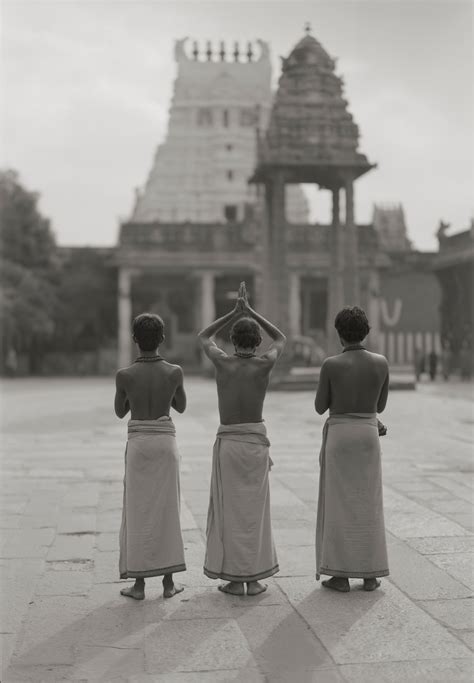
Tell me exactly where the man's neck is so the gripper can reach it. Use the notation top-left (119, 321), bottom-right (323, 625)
top-left (136, 349), bottom-right (160, 358)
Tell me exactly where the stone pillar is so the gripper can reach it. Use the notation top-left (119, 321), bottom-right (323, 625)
top-left (200, 270), bottom-right (215, 330)
top-left (267, 171), bottom-right (288, 331)
top-left (118, 268), bottom-right (133, 368)
top-left (199, 270), bottom-right (215, 368)
top-left (289, 272), bottom-right (301, 337)
top-left (367, 267), bottom-right (381, 352)
top-left (326, 187), bottom-right (344, 355)
top-left (344, 177), bottom-right (360, 304)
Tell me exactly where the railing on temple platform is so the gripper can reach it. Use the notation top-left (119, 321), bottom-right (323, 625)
top-left (119, 220), bottom-right (379, 253)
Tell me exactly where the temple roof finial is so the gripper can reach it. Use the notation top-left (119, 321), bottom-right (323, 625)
top-left (304, 21), bottom-right (311, 35)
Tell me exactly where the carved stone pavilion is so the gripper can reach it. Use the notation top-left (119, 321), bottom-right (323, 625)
top-left (250, 27), bottom-right (376, 352)
top-left (116, 31), bottom-right (441, 370)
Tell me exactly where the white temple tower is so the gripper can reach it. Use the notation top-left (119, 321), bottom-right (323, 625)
top-left (131, 38), bottom-right (309, 224)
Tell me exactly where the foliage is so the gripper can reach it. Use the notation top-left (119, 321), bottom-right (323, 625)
top-left (0, 169), bottom-right (58, 273)
top-left (0, 170), bottom-right (59, 367)
top-left (51, 248), bottom-right (117, 352)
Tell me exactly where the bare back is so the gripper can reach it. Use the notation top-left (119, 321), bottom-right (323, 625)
top-left (214, 356), bottom-right (273, 425)
top-left (315, 349), bottom-right (389, 415)
top-left (115, 360), bottom-right (184, 420)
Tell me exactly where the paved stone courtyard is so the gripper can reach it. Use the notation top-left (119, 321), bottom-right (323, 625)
top-left (1, 377), bottom-right (473, 682)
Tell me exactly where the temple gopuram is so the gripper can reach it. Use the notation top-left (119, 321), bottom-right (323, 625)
top-left (112, 30), bottom-right (469, 372)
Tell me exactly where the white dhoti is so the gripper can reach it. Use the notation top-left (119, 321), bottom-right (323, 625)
top-left (119, 417), bottom-right (186, 579)
top-left (316, 413), bottom-right (389, 580)
top-left (204, 422), bottom-right (279, 582)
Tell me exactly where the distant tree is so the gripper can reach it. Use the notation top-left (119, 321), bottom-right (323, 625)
top-left (51, 248), bottom-right (117, 354)
top-left (0, 170), bottom-right (59, 372)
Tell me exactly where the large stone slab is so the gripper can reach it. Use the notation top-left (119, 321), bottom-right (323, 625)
top-left (1, 528), bottom-right (55, 559)
top-left (276, 576), bottom-right (471, 664)
top-left (339, 658), bottom-right (473, 682)
top-left (144, 618), bottom-right (255, 673)
top-left (46, 533), bottom-right (95, 562)
top-left (129, 670), bottom-right (265, 682)
top-left (427, 552), bottom-right (474, 590)
top-left (7, 595), bottom-right (91, 670)
top-left (386, 535), bottom-right (472, 599)
top-left (384, 487), bottom-right (470, 538)
top-left (236, 602), bottom-right (335, 677)
top-left (405, 536), bottom-right (474, 555)
top-left (417, 598), bottom-right (474, 630)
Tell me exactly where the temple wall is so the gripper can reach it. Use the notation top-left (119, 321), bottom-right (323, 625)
top-left (378, 265), bottom-right (441, 365)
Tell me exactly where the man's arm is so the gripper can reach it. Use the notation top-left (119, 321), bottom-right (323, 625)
top-left (114, 370), bottom-right (130, 419)
top-left (171, 366), bottom-right (187, 414)
top-left (377, 363), bottom-right (390, 413)
top-left (197, 302), bottom-right (241, 363)
top-left (315, 359), bottom-right (331, 415)
top-left (243, 303), bottom-right (286, 365)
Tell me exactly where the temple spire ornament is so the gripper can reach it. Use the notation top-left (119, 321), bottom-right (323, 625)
top-left (304, 21), bottom-right (312, 35)
top-left (233, 41), bottom-right (240, 62)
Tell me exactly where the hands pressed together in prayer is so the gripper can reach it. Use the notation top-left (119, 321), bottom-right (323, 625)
top-left (233, 281), bottom-right (252, 316)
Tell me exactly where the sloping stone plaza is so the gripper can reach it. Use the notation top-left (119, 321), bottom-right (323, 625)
top-left (0, 377), bottom-right (473, 681)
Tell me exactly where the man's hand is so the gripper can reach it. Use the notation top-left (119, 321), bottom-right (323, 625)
top-left (238, 281), bottom-right (249, 305)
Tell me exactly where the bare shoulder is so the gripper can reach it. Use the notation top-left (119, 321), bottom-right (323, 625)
top-left (321, 354), bottom-right (339, 370)
top-left (168, 362), bottom-right (184, 378)
top-left (116, 366), bottom-right (132, 384)
top-left (366, 351), bottom-right (389, 368)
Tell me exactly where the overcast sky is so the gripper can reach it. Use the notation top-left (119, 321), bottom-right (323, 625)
top-left (2, 0), bottom-right (472, 249)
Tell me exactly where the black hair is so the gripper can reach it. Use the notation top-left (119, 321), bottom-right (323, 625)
top-left (132, 313), bottom-right (164, 351)
top-left (230, 317), bottom-right (262, 349)
top-left (334, 306), bottom-right (370, 343)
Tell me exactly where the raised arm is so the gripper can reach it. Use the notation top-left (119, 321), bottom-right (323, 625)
top-left (197, 300), bottom-right (241, 363)
top-left (242, 299), bottom-right (286, 364)
top-left (114, 370), bottom-right (130, 419)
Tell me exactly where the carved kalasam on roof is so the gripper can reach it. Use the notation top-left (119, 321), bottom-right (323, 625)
top-left (252, 32), bottom-right (375, 185)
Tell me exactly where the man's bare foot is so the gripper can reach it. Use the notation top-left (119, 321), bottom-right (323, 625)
top-left (246, 581), bottom-right (267, 596)
top-left (162, 574), bottom-right (184, 599)
top-left (120, 580), bottom-right (145, 600)
top-left (363, 578), bottom-right (381, 591)
top-left (218, 581), bottom-right (245, 595)
top-left (321, 577), bottom-right (350, 592)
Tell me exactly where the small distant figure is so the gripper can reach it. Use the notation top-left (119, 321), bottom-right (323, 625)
top-left (459, 342), bottom-right (472, 381)
top-left (5, 347), bottom-right (18, 377)
top-left (441, 344), bottom-right (452, 381)
top-left (115, 313), bottom-right (187, 600)
top-left (414, 346), bottom-right (425, 382)
top-left (428, 350), bottom-right (438, 381)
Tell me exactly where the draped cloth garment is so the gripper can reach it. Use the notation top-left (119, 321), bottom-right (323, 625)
top-left (316, 413), bottom-right (389, 580)
top-left (119, 417), bottom-right (186, 579)
top-left (204, 422), bottom-right (279, 582)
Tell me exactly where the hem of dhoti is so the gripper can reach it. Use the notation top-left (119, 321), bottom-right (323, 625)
top-left (317, 567), bottom-right (389, 580)
top-left (120, 563), bottom-right (186, 579)
top-left (203, 564), bottom-right (279, 582)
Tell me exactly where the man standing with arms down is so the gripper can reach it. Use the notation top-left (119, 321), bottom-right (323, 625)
top-left (315, 306), bottom-right (389, 592)
top-left (198, 283), bottom-right (286, 596)
top-left (115, 313), bottom-right (187, 600)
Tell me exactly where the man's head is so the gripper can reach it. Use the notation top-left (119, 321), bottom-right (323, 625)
top-left (230, 317), bottom-right (262, 351)
top-left (132, 313), bottom-right (165, 351)
top-left (334, 306), bottom-right (370, 344)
